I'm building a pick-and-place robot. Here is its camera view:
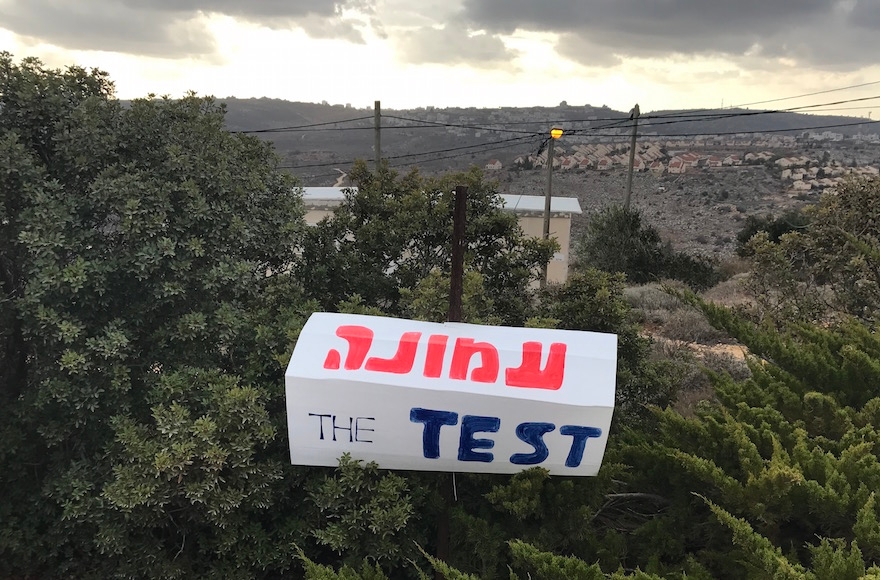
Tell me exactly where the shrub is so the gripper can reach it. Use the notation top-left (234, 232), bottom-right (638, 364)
top-left (660, 309), bottom-right (729, 344)
top-left (575, 206), bottom-right (721, 290)
top-left (735, 209), bottom-right (810, 256)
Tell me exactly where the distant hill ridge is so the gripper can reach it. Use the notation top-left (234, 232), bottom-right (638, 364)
top-left (194, 98), bottom-right (877, 181)
top-left (218, 97), bottom-right (873, 137)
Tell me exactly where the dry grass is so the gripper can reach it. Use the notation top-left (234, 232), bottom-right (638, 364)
top-left (625, 282), bottom-right (734, 345)
top-left (624, 281), bottom-right (690, 329)
top-left (718, 256), bottom-right (752, 278)
top-left (701, 273), bottom-right (754, 307)
top-left (627, 277), bottom-right (755, 416)
top-left (661, 310), bottom-right (729, 344)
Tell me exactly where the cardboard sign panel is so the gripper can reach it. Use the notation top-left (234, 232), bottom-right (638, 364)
top-left (285, 313), bottom-right (617, 476)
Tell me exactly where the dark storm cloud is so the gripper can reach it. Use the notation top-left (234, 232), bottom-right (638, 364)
top-left (455, 0), bottom-right (880, 70)
top-left (0, 0), bottom-right (377, 58)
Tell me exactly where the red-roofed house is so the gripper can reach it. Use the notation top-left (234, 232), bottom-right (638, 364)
top-left (560, 156), bottom-right (578, 170)
top-left (723, 155), bottom-right (742, 166)
top-left (668, 158), bottom-right (686, 174)
top-left (680, 153), bottom-right (700, 167)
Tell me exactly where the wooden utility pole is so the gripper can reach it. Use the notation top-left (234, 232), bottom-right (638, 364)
top-left (540, 135), bottom-right (557, 288)
top-left (437, 185), bottom-right (467, 580)
top-left (374, 100), bottom-right (381, 170)
top-left (448, 185), bottom-right (467, 323)
top-left (624, 103), bottom-right (640, 211)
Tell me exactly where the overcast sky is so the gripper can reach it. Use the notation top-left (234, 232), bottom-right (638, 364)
top-left (1, 0), bottom-right (879, 114)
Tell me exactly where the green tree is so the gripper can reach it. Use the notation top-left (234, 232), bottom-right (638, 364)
top-left (605, 294), bottom-right (880, 578)
top-left (745, 177), bottom-right (880, 323)
top-left (0, 54), bottom-right (312, 577)
top-left (575, 206), bottom-right (720, 290)
top-left (735, 209), bottom-right (810, 257)
top-left (297, 162), bottom-right (555, 325)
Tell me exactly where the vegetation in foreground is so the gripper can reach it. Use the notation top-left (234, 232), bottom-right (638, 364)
top-left (5, 54), bottom-right (880, 579)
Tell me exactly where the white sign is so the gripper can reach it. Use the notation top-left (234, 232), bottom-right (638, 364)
top-left (285, 313), bottom-right (617, 476)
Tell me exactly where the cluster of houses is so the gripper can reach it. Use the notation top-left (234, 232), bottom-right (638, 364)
top-left (665, 152), bottom-right (743, 174)
top-left (775, 157), bottom-right (880, 193)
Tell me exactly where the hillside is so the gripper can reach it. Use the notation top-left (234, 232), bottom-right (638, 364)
top-left (218, 98), bottom-right (879, 257)
top-left (217, 98), bottom-right (876, 183)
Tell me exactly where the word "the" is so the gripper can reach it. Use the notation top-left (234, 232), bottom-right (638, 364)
top-left (323, 325), bottom-right (567, 390)
top-left (410, 407), bottom-right (601, 468)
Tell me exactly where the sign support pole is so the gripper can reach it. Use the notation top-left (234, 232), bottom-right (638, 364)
top-left (448, 185), bottom-right (468, 324)
top-left (439, 184), bottom-right (467, 578)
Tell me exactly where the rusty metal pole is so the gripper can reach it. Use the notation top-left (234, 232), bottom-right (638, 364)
top-left (437, 184), bottom-right (467, 579)
top-left (448, 185), bottom-right (468, 323)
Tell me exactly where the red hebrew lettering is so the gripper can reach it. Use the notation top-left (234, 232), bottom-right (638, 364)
top-left (323, 325), bottom-right (375, 370)
top-left (450, 338), bottom-right (499, 383)
top-left (365, 332), bottom-right (422, 374)
top-left (324, 349), bottom-right (341, 369)
top-left (423, 335), bottom-right (449, 378)
top-left (505, 342), bottom-right (567, 390)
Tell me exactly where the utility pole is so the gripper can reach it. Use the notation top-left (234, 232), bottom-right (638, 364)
top-left (448, 185), bottom-right (467, 323)
top-left (541, 127), bottom-right (563, 288)
top-left (374, 100), bottom-right (381, 170)
top-left (437, 185), bottom-right (467, 580)
top-left (624, 103), bottom-right (640, 211)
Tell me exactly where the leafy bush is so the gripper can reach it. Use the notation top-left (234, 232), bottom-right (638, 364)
top-left (660, 309), bottom-right (729, 344)
top-left (743, 178), bottom-right (880, 323)
top-left (734, 209), bottom-right (810, 256)
top-left (575, 206), bottom-right (721, 290)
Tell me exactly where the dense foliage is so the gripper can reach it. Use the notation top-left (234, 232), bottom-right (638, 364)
top-left (734, 208), bottom-right (810, 257)
top-left (575, 205), bottom-right (721, 290)
top-left (0, 53), bottom-right (310, 577)
top-left (8, 54), bottom-right (880, 580)
top-left (297, 161), bottom-right (554, 325)
top-left (745, 178), bottom-right (880, 324)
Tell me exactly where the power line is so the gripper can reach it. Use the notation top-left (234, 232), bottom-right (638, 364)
top-left (374, 82), bottom-right (880, 128)
top-left (283, 135), bottom-right (545, 181)
top-left (284, 117), bottom-right (879, 176)
top-left (272, 123), bottom-right (539, 135)
top-left (621, 119), bottom-right (880, 139)
top-left (640, 79), bottom-right (880, 123)
top-left (233, 115), bottom-right (373, 134)
top-left (389, 135), bottom-right (544, 168)
top-left (379, 95), bottom-right (880, 137)
top-left (278, 133), bottom-right (540, 171)
top-left (637, 94), bottom-right (880, 124)
top-left (731, 79), bottom-right (880, 108)
top-left (267, 88), bottom-right (880, 179)
top-left (560, 95), bottom-right (880, 136)
top-left (290, 135), bottom-right (552, 178)
top-left (795, 105), bottom-right (880, 113)
top-left (383, 115), bottom-right (549, 135)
